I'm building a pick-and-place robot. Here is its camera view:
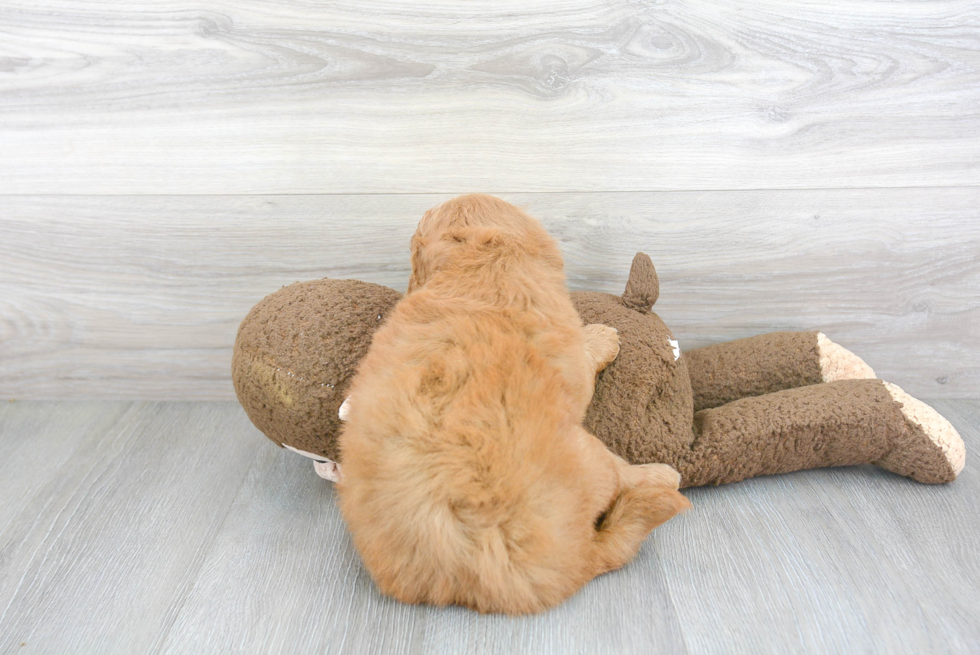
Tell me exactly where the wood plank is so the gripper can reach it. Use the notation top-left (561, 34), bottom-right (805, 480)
top-left (0, 402), bottom-right (262, 654)
top-left (1, 0), bottom-right (977, 194)
top-left (2, 189), bottom-right (978, 399)
top-left (660, 399), bottom-right (980, 654)
top-left (0, 401), bottom-right (129, 535)
top-left (0, 401), bottom-right (976, 651)
top-left (159, 434), bottom-right (688, 655)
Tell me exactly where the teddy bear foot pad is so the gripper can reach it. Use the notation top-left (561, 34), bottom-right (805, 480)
top-left (876, 382), bottom-right (966, 484)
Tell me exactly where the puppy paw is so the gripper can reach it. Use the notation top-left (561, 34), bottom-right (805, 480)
top-left (584, 323), bottom-right (620, 372)
top-left (635, 463), bottom-right (682, 490)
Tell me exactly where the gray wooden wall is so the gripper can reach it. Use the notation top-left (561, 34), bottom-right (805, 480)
top-left (2, 0), bottom-right (978, 400)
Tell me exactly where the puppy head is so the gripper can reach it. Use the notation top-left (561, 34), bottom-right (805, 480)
top-left (408, 194), bottom-right (563, 292)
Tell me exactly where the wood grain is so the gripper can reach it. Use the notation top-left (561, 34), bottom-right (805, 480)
top-left (2, 1), bottom-right (977, 650)
top-left (0, 401), bottom-right (977, 653)
top-left (1, 0), bottom-right (978, 193)
top-left (662, 399), bottom-right (980, 654)
top-left (0, 402), bottom-right (130, 537)
top-left (0, 402), bottom-right (261, 654)
top-left (2, 189), bottom-right (978, 400)
top-left (158, 432), bottom-right (688, 655)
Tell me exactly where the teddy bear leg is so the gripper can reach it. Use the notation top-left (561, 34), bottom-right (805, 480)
top-left (684, 331), bottom-right (875, 412)
top-left (676, 379), bottom-right (964, 488)
top-left (875, 382), bottom-right (965, 483)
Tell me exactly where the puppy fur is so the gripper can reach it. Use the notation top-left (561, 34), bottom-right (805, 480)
top-left (337, 194), bottom-right (690, 614)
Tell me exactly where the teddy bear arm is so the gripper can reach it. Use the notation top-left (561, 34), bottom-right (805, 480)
top-left (675, 379), bottom-right (963, 488)
top-left (684, 331), bottom-right (875, 412)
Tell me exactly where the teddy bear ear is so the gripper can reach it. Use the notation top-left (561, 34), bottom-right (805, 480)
top-left (622, 252), bottom-right (659, 312)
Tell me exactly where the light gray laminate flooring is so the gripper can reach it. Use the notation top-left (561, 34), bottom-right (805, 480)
top-left (0, 400), bottom-right (977, 654)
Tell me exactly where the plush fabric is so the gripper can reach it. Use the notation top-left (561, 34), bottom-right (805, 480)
top-left (232, 279), bottom-right (401, 461)
top-left (233, 254), bottom-right (965, 486)
top-left (685, 331), bottom-right (825, 412)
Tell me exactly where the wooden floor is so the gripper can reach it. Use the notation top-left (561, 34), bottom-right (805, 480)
top-left (0, 400), bottom-right (977, 654)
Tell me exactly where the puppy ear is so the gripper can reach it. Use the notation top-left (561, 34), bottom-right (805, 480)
top-left (443, 226), bottom-right (502, 248)
top-left (408, 234), bottom-right (429, 293)
top-left (410, 229), bottom-right (491, 292)
top-left (592, 485), bottom-right (690, 575)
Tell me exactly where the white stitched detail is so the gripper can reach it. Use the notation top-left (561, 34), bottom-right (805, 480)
top-left (338, 396), bottom-right (352, 421)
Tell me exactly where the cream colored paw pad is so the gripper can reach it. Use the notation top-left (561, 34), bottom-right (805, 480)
top-left (818, 332), bottom-right (877, 382)
top-left (885, 382), bottom-right (966, 476)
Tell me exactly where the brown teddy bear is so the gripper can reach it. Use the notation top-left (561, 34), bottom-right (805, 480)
top-left (233, 253), bottom-right (965, 487)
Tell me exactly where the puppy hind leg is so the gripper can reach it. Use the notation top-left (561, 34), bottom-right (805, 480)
top-left (677, 379), bottom-right (964, 487)
top-left (592, 475), bottom-right (690, 576)
top-left (590, 452), bottom-right (689, 575)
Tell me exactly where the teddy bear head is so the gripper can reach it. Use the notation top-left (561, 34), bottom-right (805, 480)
top-left (232, 278), bottom-right (402, 468)
top-left (232, 253), bottom-right (694, 475)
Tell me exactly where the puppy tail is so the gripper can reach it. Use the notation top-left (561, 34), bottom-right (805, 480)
top-left (592, 485), bottom-right (690, 575)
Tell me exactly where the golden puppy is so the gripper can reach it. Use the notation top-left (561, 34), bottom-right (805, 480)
top-left (337, 194), bottom-right (689, 614)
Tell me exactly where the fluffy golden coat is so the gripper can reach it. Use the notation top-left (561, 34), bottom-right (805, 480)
top-left (338, 194), bottom-right (689, 614)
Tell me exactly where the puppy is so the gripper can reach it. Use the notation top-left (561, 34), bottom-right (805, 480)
top-left (337, 194), bottom-right (689, 614)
